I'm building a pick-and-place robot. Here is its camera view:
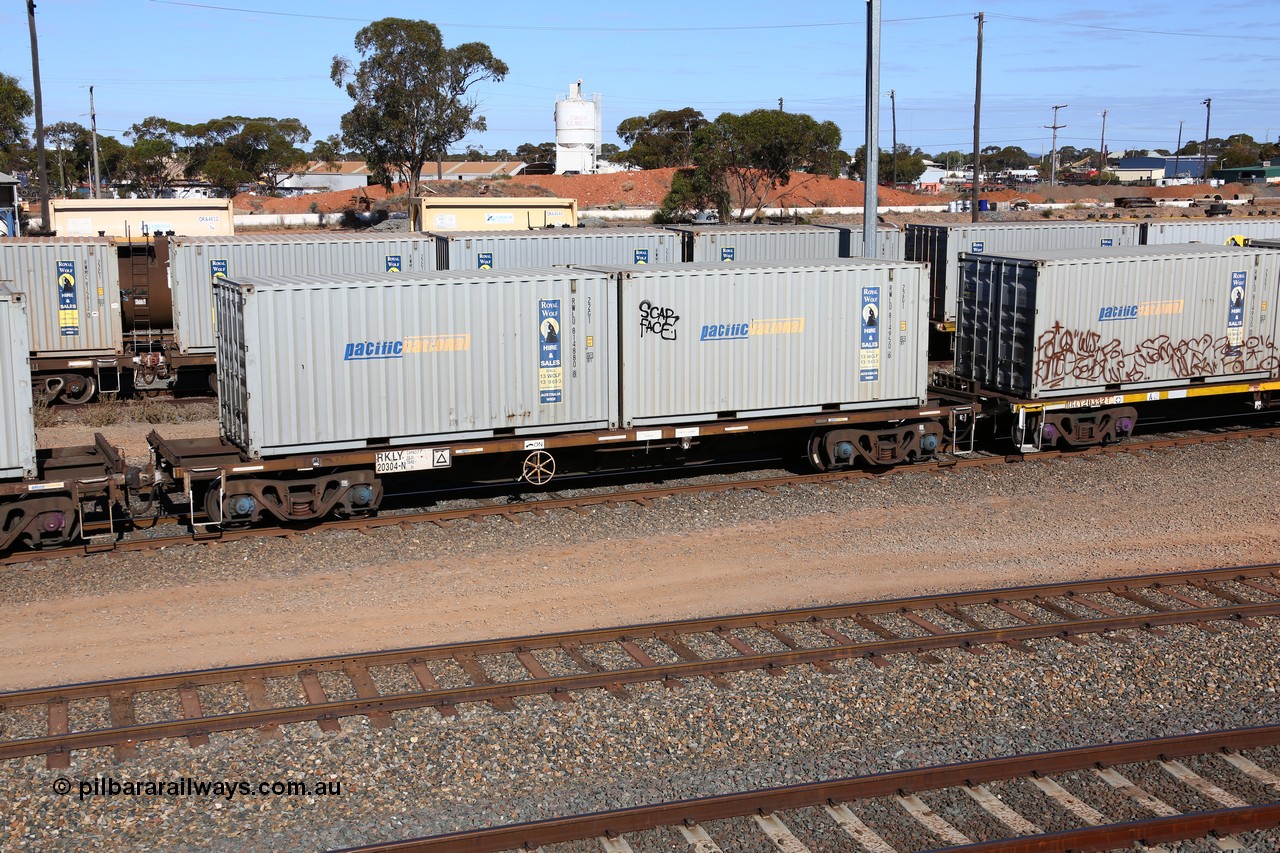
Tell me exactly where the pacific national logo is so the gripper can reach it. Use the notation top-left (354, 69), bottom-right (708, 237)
top-left (344, 335), bottom-right (471, 360)
top-left (1098, 300), bottom-right (1184, 322)
top-left (700, 317), bottom-right (805, 341)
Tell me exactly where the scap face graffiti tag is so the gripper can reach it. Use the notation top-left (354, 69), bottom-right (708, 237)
top-left (639, 300), bottom-right (679, 340)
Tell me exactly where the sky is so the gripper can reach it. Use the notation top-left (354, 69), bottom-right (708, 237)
top-left (4, 1), bottom-right (1280, 162)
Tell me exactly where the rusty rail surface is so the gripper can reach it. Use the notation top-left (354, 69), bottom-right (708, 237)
top-left (327, 726), bottom-right (1280, 852)
top-left (5, 426), bottom-right (1280, 567)
top-left (1, 564), bottom-right (1277, 767)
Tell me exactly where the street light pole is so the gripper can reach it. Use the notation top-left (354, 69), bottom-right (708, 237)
top-left (1201, 98), bottom-right (1212, 183)
top-left (1045, 103), bottom-right (1068, 187)
top-left (1174, 120), bottom-right (1184, 180)
top-left (971, 11), bottom-right (983, 223)
top-left (889, 89), bottom-right (897, 186)
top-left (1098, 109), bottom-right (1107, 181)
top-left (26, 0), bottom-right (50, 229)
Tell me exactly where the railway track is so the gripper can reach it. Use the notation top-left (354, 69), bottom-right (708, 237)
top-left (2, 564), bottom-right (1277, 770)
top-left (5, 424), bottom-right (1280, 567)
top-left (331, 726), bottom-right (1280, 852)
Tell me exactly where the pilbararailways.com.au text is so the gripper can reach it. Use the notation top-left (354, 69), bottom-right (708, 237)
top-left (52, 775), bottom-right (342, 801)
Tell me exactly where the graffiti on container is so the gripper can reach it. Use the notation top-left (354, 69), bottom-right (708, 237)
top-left (639, 300), bottom-right (679, 340)
top-left (1035, 321), bottom-right (1278, 388)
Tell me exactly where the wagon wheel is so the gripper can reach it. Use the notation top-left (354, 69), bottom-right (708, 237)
top-left (61, 375), bottom-right (97, 405)
top-left (520, 450), bottom-right (556, 485)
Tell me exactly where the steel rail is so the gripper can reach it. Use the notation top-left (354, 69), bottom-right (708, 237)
top-left (327, 725), bottom-right (1280, 852)
top-left (2, 568), bottom-right (1278, 762)
top-left (1, 564), bottom-right (1275, 707)
top-left (5, 426), bottom-right (1280, 567)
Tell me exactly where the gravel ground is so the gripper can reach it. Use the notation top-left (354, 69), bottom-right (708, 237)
top-left (2, 623), bottom-right (1278, 850)
top-left (3, 438), bottom-right (1280, 849)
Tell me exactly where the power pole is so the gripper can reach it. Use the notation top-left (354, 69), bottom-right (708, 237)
top-left (89, 86), bottom-right (102, 199)
top-left (1201, 97), bottom-right (1212, 183)
top-left (1174, 120), bottom-right (1184, 180)
top-left (26, 0), bottom-right (50, 229)
top-left (889, 89), bottom-right (898, 186)
top-left (1045, 103), bottom-right (1068, 187)
top-left (862, 0), bottom-right (881, 257)
top-left (778, 97), bottom-right (783, 111)
top-left (1098, 109), bottom-right (1107, 181)
top-left (971, 11), bottom-right (983, 223)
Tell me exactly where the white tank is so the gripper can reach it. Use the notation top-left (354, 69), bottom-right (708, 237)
top-left (554, 80), bottom-right (601, 174)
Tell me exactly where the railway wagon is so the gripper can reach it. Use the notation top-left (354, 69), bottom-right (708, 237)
top-left (431, 228), bottom-right (682, 270)
top-left (164, 233), bottom-right (437, 356)
top-left (1139, 218), bottom-right (1280, 246)
top-left (0, 285), bottom-right (127, 550)
top-left (0, 237), bottom-right (125, 402)
top-left (954, 243), bottom-right (1280, 449)
top-left (906, 221), bottom-right (1141, 330)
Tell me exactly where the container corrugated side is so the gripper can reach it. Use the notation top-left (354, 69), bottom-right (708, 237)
top-left (0, 238), bottom-right (122, 357)
top-left (0, 286), bottom-right (35, 480)
top-left (956, 244), bottom-right (1280, 398)
top-left (168, 234), bottom-right (436, 354)
top-left (815, 225), bottom-right (905, 261)
top-left (664, 225), bottom-right (843, 263)
top-left (215, 269), bottom-right (618, 458)
top-left (905, 221), bottom-right (1141, 325)
top-left (1140, 218), bottom-right (1280, 246)
top-left (580, 260), bottom-right (928, 426)
top-left (431, 228), bottom-right (681, 270)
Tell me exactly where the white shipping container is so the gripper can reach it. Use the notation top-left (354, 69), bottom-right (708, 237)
top-left (215, 269), bottom-right (618, 458)
top-left (0, 238), bottom-right (123, 358)
top-left (906, 221), bottom-right (1141, 325)
top-left (665, 224), bottom-right (844, 263)
top-left (432, 228), bottom-right (681, 270)
top-left (166, 233), bottom-right (436, 354)
top-left (0, 286), bottom-right (35, 479)
top-left (956, 244), bottom-right (1280, 398)
top-left (815, 224), bottom-right (906, 260)
top-left (1140, 218), bottom-right (1280, 246)
top-left (579, 260), bottom-right (929, 426)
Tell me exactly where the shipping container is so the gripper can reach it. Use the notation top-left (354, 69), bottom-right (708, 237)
top-left (47, 198), bottom-right (234, 239)
top-left (432, 228), bottom-right (681, 270)
top-left (215, 269), bottom-right (618, 458)
top-left (408, 197), bottom-right (578, 232)
top-left (0, 286), bottom-right (35, 480)
top-left (664, 224), bottom-right (844, 263)
top-left (1139, 218), bottom-right (1280, 246)
top-left (955, 244), bottom-right (1280, 399)
top-left (166, 233), bottom-right (436, 354)
top-left (815, 224), bottom-right (906, 261)
top-left (906, 221), bottom-right (1141, 326)
top-left (0, 238), bottom-right (123, 358)
top-left (578, 260), bottom-right (929, 425)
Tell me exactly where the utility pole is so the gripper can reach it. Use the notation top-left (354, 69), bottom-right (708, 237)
top-left (89, 86), bottom-right (102, 199)
top-left (27, 0), bottom-right (50, 230)
top-left (1174, 120), bottom-right (1184, 180)
top-left (1201, 98), bottom-right (1212, 183)
top-left (861, 0), bottom-right (881, 256)
top-left (971, 11), bottom-right (983, 223)
top-left (1098, 109), bottom-right (1107, 181)
top-left (1045, 103), bottom-right (1068, 187)
top-left (889, 89), bottom-right (898, 186)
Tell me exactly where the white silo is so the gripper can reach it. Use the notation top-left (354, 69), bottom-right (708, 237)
top-left (554, 79), bottom-right (601, 175)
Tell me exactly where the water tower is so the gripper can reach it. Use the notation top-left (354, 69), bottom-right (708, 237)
top-left (554, 80), bottom-right (602, 175)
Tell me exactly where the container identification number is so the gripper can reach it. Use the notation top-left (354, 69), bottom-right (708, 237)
top-left (375, 448), bottom-right (452, 474)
